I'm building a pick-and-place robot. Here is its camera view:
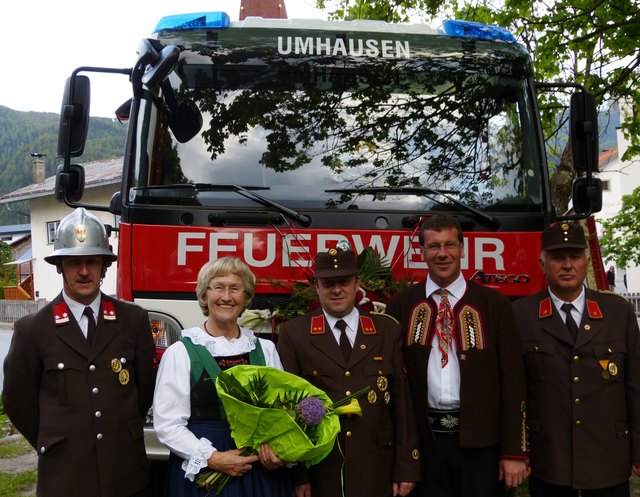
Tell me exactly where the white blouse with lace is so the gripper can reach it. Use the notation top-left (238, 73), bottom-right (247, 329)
top-left (153, 326), bottom-right (283, 480)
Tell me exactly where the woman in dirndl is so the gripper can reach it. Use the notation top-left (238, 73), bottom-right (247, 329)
top-left (153, 257), bottom-right (291, 497)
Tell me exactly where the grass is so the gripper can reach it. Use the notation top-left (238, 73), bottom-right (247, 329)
top-left (0, 470), bottom-right (37, 497)
top-left (0, 437), bottom-right (31, 458)
top-left (0, 435), bottom-right (36, 497)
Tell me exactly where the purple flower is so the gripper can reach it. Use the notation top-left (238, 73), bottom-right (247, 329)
top-left (296, 397), bottom-right (327, 426)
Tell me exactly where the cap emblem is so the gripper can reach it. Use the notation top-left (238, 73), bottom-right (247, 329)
top-left (75, 224), bottom-right (88, 243)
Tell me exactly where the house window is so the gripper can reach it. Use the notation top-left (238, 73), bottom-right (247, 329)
top-left (601, 180), bottom-right (610, 192)
top-left (47, 221), bottom-right (60, 244)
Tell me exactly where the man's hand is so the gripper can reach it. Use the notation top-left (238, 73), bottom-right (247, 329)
top-left (499, 458), bottom-right (529, 488)
top-left (294, 483), bottom-right (312, 497)
top-left (393, 481), bottom-right (416, 496)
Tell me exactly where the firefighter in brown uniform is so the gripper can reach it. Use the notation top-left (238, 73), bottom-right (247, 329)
top-left (2, 208), bottom-right (156, 497)
top-left (513, 221), bottom-right (640, 497)
top-left (385, 214), bottom-right (528, 497)
top-left (277, 244), bottom-right (421, 497)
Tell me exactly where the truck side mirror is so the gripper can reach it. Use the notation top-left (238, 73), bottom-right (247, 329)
top-left (569, 91), bottom-right (598, 172)
top-left (57, 75), bottom-right (91, 158)
top-left (55, 164), bottom-right (85, 202)
top-left (572, 177), bottom-right (602, 214)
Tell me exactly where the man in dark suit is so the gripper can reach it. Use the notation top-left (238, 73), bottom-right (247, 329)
top-left (277, 244), bottom-right (421, 497)
top-left (2, 208), bottom-right (156, 497)
top-left (385, 213), bottom-right (528, 497)
top-left (513, 221), bottom-right (640, 497)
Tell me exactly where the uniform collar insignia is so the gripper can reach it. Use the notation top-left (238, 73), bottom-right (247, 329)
top-left (538, 297), bottom-right (553, 319)
top-left (586, 299), bottom-right (603, 319)
top-left (53, 301), bottom-right (71, 325)
top-left (310, 315), bottom-right (325, 334)
top-left (360, 315), bottom-right (376, 334)
top-left (101, 300), bottom-right (117, 321)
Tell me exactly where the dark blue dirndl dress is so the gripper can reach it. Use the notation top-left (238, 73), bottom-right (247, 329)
top-left (166, 340), bottom-right (292, 497)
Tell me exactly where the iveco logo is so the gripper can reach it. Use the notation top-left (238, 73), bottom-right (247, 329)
top-left (470, 271), bottom-right (530, 284)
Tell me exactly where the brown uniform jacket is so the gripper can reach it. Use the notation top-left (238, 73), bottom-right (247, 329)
top-left (513, 288), bottom-right (640, 489)
top-left (277, 309), bottom-right (421, 497)
top-left (386, 280), bottom-right (527, 459)
top-left (2, 293), bottom-right (156, 497)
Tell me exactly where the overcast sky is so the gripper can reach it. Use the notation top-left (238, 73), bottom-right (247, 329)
top-left (1, 0), bottom-right (325, 117)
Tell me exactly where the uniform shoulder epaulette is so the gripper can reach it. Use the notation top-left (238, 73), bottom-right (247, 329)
top-left (370, 311), bottom-right (399, 325)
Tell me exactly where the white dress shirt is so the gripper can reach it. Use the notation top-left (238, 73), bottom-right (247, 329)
top-left (549, 286), bottom-right (586, 327)
top-left (62, 290), bottom-right (100, 339)
top-left (323, 307), bottom-right (360, 348)
top-left (425, 273), bottom-right (466, 410)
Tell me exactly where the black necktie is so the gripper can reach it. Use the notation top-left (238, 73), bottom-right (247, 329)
top-left (336, 319), bottom-right (351, 361)
top-left (561, 303), bottom-right (579, 342)
top-left (84, 307), bottom-right (96, 344)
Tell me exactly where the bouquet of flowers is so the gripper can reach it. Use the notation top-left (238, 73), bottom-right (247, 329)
top-left (195, 365), bottom-right (370, 495)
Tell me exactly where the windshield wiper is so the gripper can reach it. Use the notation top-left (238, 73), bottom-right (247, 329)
top-left (326, 186), bottom-right (500, 230)
top-left (133, 184), bottom-right (312, 227)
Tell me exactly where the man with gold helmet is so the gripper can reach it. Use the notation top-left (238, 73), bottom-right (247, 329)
top-left (513, 221), bottom-right (640, 496)
top-left (277, 242), bottom-right (421, 497)
top-left (2, 208), bottom-right (156, 497)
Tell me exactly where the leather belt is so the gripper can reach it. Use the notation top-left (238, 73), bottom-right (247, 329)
top-left (428, 408), bottom-right (460, 434)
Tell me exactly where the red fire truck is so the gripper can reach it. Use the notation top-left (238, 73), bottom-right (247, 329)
top-left (55, 11), bottom-right (604, 460)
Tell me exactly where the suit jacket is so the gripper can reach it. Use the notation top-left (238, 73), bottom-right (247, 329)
top-left (513, 288), bottom-right (640, 489)
top-left (2, 292), bottom-right (156, 497)
top-left (386, 280), bottom-right (527, 459)
top-left (277, 309), bottom-right (421, 497)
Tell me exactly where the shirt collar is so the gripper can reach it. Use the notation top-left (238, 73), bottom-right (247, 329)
top-left (323, 307), bottom-right (360, 332)
top-left (62, 290), bottom-right (101, 323)
top-left (425, 272), bottom-right (466, 301)
top-left (548, 286), bottom-right (585, 315)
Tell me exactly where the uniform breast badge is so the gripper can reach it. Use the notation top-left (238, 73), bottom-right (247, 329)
top-left (111, 358), bottom-right (122, 373)
top-left (119, 369), bottom-right (130, 385)
top-left (367, 390), bottom-right (377, 404)
top-left (377, 376), bottom-right (388, 392)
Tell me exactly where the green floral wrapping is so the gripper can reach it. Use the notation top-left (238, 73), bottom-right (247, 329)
top-left (215, 365), bottom-right (341, 467)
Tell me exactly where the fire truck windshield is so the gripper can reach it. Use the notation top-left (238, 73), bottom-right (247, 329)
top-left (128, 39), bottom-right (543, 217)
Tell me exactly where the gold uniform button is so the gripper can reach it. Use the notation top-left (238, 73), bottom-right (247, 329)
top-left (345, 371), bottom-right (351, 377)
top-left (346, 431), bottom-right (352, 437)
top-left (573, 355), bottom-right (580, 363)
top-left (313, 370), bottom-right (318, 376)
top-left (575, 420), bottom-right (582, 426)
top-left (345, 391), bottom-right (351, 396)
top-left (534, 346), bottom-right (539, 352)
top-left (574, 398), bottom-right (581, 405)
top-left (573, 376), bottom-right (580, 383)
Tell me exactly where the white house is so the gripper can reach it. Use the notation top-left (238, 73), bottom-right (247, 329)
top-left (594, 104), bottom-right (640, 293)
top-left (0, 158), bottom-right (122, 302)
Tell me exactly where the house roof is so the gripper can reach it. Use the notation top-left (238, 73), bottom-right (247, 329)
top-left (0, 157), bottom-right (123, 204)
top-left (0, 224), bottom-right (31, 235)
top-left (598, 147), bottom-right (619, 169)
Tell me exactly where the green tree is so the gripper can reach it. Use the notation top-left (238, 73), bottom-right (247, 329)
top-left (0, 241), bottom-right (15, 299)
top-left (318, 0), bottom-right (640, 213)
top-left (599, 187), bottom-right (640, 267)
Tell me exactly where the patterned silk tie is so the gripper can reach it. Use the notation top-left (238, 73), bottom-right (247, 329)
top-left (435, 289), bottom-right (455, 367)
top-left (336, 319), bottom-right (351, 361)
top-left (84, 306), bottom-right (96, 344)
top-left (561, 303), bottom-right (579, 342)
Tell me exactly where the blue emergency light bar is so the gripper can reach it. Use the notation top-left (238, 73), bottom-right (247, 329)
top-left (153, 11), bottom-right (231, 32)
top-left (442, 20), bottom-right (516, 43)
